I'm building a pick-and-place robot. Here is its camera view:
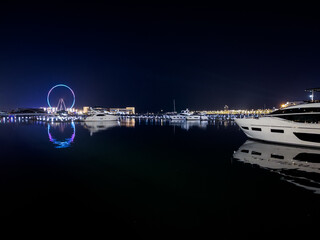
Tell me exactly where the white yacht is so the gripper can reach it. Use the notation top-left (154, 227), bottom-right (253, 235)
top-left (182, 109), bottom-right (201, 121)
top-left (85, 112), bottom-right (119, 122)
top-left (186, 115), bottom-right (201, 121)
top-left (235, 89), bottom-right (320, 147)
top-left (169, 109), bottom-right (188, 121)
top-left (233, 140), bottom-right (320, 194)
top-left (169, 109), bottom-right (205, 121)
top-left (200, 113), bottom-right (209, 121)
top-left (169, 114), bottom-right (186, 121)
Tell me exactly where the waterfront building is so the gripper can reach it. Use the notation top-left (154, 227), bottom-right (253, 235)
top-left (109, 107), bottom-right (135, 115)
top-left (83, 106), bottom-right (90, 114)
top-left (90, 106), bottom-right (135, 115)
top-left (11, 108), bottom-right (46, 114)
top-left (205, 109), bottom-right (273, 115)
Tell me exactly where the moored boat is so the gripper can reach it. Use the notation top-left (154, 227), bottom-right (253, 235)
top-left (235, 88), bottom-right (320, 147)
top-left (85, 112), bottom-right (119, 122)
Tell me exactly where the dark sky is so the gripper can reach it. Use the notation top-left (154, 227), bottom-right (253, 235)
top-left (1, 2), bottom-right (320, 112)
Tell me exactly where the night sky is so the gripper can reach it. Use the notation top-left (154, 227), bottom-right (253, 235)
top-left (1, 2), bottom-right (320, 112)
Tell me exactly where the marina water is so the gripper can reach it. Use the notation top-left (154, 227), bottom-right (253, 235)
top-left (0, 119), bottom-right (319, 237)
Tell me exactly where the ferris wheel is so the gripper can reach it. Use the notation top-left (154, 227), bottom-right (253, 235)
top-left (47, 84), bottom-right (75, 110)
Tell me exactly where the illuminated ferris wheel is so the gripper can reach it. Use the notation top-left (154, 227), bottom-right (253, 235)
top-left (47, 84), bottom-right (75, 111)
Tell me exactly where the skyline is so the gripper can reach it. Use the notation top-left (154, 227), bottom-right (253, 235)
top-left (1, 3), bottom-right (320, 111)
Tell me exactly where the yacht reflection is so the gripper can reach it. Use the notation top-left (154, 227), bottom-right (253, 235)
top-left (169, 120), bottom-right (208, 131)
top-left (47, 122), bottom-right (75, 148)
top-left (82, 121), bottom-right (120, 136)
top-left (233, 140), bottom-right (320, 194)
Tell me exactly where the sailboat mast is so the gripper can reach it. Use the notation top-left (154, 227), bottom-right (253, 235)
top-left (173, 99), bottom-right (176, 113)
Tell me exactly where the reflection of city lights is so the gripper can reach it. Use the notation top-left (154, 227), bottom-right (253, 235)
top-left (120, 119), bottom-right (135, 127)
top-left (47, 122), bottom-right (76, 148)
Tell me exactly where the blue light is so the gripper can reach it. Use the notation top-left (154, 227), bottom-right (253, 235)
top-left (47, 122), bottom-right (76, 149)
top-left (47, 84), bottom-right (76, 109)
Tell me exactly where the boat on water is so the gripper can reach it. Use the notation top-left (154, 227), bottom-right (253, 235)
top-left (235, 88), bottom-right (320, 147)
top-left (200, 113), bottom-right (209, 121)
top-left (186, 113), bottom-right (209, 121)
top-left (168, 99), bottom-right (186, 121)
top-left (169, 109), bottom-right (208, 121)
top-left (186, 115), bottom-right (201, 121)
top-left (85, 112), bottom-right (119, 122)
top-left (169, 109), bottom-right (189, 121)
top-left (182, 109), bottom-right (201, 121)
top-left (233, 140), bottom-right (320, 194)
top-left (169, 113), bottom-right (186, 121)
top-left (168, 100), bottom-right (208, 121)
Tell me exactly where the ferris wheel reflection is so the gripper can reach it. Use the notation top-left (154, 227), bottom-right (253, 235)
top-left (47, 122), bottom-right (76, 148)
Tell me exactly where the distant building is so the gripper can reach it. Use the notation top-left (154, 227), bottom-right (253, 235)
top-left (224, 105), bottom-right (229, 111)
top-left (89, 106), bottom-right (135, 115)
top-left (11, 108), bottom-right (46, 114)
top-left (83, 106), bottom-right (90, 114)
top-left (109, 107), bottom-right (135, 115)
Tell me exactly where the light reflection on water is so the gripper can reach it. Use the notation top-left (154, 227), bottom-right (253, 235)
top-left (0, 117), bottom-right (320, 236)
top-left (82, 120), bottom-right (120, 136)
top-left (233, 140), bottom-right (320, 194)
top-left (43, 119), bottom-right (320, 195)
top-left (119, 119), bottom-right (135, 128)
top-left (44, 119), bottom-right (320, 195)
top-left (44, 119), bottom-right (237, 148)
top-left (168, 120), bottom-right (209, 130)
top-left (47, 122), bottom-right (76, 148)
top-left (138, 118), bottom-right (236, 130)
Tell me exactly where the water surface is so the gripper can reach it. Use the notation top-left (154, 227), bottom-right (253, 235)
top-left (0, 119), bottom-right (319, 237)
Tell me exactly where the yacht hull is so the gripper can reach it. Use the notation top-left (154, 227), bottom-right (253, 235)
top-left (170, 115), bottom-right (186, 121)
top-left (235, 117), bottom-right (320, 147)
top-left (85, 115), bottom-right (119, 121)
top-left (186, 116), bottom-right (201, 121)
top-left (200, 115), bottom-right (209, 121)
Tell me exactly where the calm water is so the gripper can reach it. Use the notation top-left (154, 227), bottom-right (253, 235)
top-left (0, 119), bottom-right (319, 237)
